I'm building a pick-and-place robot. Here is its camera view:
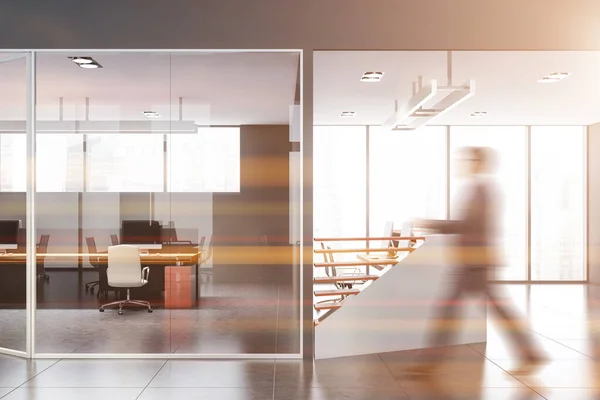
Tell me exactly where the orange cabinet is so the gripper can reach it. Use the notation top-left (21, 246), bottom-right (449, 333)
top-left (164, 266), bottom-right (197, 309)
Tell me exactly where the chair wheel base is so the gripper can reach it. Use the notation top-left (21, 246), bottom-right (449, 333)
top-left (118, 310), bottom-right (123, 315)
top-left (99, 308), bottom-right (104, 312)
top-left (148, 309), bottom-right (153, 313)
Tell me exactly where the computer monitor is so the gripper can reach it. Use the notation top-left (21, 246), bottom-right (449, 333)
top-left (0, 220), bottom-right (20, 250)
top-left (121, 220), bottom-right (162, 250)
top-left (161, 220), bottom-right (178, 243)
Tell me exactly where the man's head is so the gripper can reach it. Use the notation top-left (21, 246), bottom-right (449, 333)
top-left (455, 146), bottom-right (498, 177)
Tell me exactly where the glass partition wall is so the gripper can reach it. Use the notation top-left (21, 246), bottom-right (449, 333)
top-left (0, 50), bottom-right (303, 359)
top-left (0, 53), bottom-right (28, 356)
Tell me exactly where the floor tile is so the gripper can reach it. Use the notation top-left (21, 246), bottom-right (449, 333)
top-left (553, 339), bottom-right (599, 359)
top-left (275, 355), bottom-right (399, 389)
top-left (380, 345), bottom-right (524, 389)
top-left (274, 386), bottom-right (408, 400)
top-left (173, 330), bottom-right (278, 354)
top-left (24, 360), bottom-right (165, 388)
top-left (0, 356), bottom-right (58, 387)
top-left (0, 389), bottom-right (14, 398)
top-left (139, 387), bottom-right (274, 400)
top-left (469, 337), bottom-right (591, 361)
top-left (493, 359), bottom-right (599, 388)
top-left (533, 387), bottom-right (600, 400)
top-left (148, 360), bottom-right (274, 388)
top-left (403, 385), bottom-right (544, 400)
top-left (1, 388), bottom-right (143, 400)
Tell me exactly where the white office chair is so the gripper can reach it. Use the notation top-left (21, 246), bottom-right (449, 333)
top-left (99, 245), bottom-right (153, 315)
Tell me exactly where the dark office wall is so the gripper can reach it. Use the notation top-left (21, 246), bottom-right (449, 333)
top-left (213, 125), bottom-right (291, 284)
top-left (1, 0), bottom-right (599, 50)
top-left (0, 193), bottom-right (25, 221)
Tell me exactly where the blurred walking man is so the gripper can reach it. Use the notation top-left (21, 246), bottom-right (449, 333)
top-left (411, 146), bottom-right (547, 375)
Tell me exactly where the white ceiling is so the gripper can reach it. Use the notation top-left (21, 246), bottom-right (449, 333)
top-left (314, 51), bottom-right (600, 126)
top-left (2, 51), bottom-right (598, 128)
top-left (0, 52), bottom-right (299, 125)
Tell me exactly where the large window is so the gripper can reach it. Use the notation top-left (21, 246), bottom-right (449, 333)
top-left (449, 126), bottom-right (528, 280)
top-left (314, 124), bottom-right (587, 282)
top-left (313, 126), bottom-right (366, 258)
top-left (36, 134), bottom-right (84, 192)
top-left (0, 134), bottom-right (26, 192)
top-left (531, 126), bottom-right (586, 281)
top-left (167, 127), bottom-right (240, 192)
top-left (369, 125), bottom-right (447, 235)
top-left (86, 134), bottom-right (164, 192)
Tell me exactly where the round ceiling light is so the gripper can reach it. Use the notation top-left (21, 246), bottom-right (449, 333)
top-left (71, 57), bottom-right (94, 64)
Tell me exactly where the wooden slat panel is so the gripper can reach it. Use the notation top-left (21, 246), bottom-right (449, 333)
top-left (314, 275), bottom-right (379, 283)
top-left (314, 236), bottom-right (425, 242)
top-left (314, 247), bottom-right (414, 254)
top-left (314, 288), bottom-right (360, 297)
top-left (314, 301), bottom-right (342, 311)
top-left (314, 260), bottom-right (398, 267)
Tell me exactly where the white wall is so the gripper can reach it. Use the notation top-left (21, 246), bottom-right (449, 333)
top-left (589, 124), bottom-right (600, 284)
top-left (316, 235), bottom-right (486, 359)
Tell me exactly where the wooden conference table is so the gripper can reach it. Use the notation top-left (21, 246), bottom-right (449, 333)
top-left (0, 249), bottom-right (203, 306)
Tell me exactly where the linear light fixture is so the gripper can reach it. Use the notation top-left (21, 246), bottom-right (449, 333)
top-left (470, 111), bottom-right (487, 118)
top-left (382, 51), bottom-right (475, 131)
top-left (360, 72), bottom-right (384, 82)
top-left (69, 56), bottom-right (103, 69)
top-left (0, 120), bottom-right (198, 134)
top-left (538, 72), bottom-right (571, 83)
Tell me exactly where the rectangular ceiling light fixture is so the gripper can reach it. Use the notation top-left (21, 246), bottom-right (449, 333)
top-left (382, 79), bottom-right (475, 131)
top-left (538, 72), bottom-right (571, 83)
top-left (69, 56), bottom-right (103, 69)
top-left (360, 72), bottom-right (384, 82)
top-left (0, 120), bottom-right (198, 134)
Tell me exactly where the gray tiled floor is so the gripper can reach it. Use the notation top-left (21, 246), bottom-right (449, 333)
top-left (1, 285), bottom-right (600, 399)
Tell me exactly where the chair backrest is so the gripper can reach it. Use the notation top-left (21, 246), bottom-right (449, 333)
top-left (38, 234), bottom-right (50, 252)
top-left (397, 221), bottom-right (413, 248)
top-left (85, 237), bottom-right (100, 269)
top-left (110, 234), bottom-right (119, 246)
top-left (260, 234), bottom-right (269, 246)
top-left (320, 242), bottom-right (335, 277)
top-left (205, 236), bottom-right (213, 261)
top-left (107, 245), bottom-right (142, 287)
top-left (380, 221), bottom-right (394, 249)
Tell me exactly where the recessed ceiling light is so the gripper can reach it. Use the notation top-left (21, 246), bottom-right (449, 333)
top-left (470, 111), bottom-right (487, 117)
top-left (143, 111), bottom-right (161, 118)
top-left (360, 72), bottom-right (384, 82)
top-left (538, 72), bottom-right (571, 83)
top-left (71, 56), bottom-right (94, 64)
top-left (69, 56), bottom-right (102, 69)
top-left (341, 111), bottom-right (355, 117)
top-left (79, 63), bottom-right (101, 69)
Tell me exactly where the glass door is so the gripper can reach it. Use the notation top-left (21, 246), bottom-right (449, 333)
top-left (34, 51), bottom-right (173, 355)
top-left (0, 52), bottom-right (28, 356)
